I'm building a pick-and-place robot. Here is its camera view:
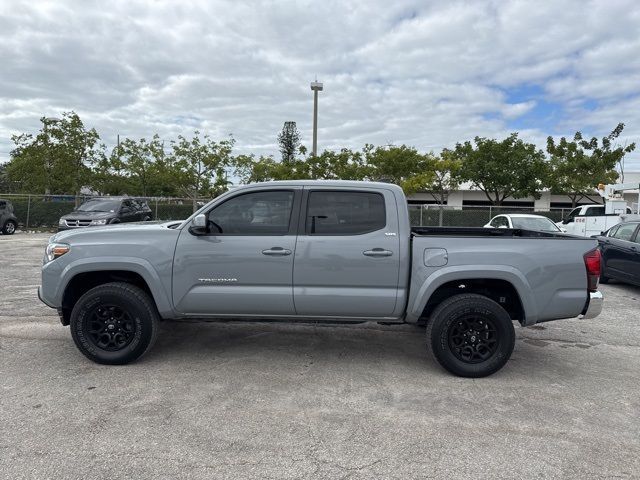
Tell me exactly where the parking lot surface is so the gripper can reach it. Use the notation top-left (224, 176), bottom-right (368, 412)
top-left (1, 232), bottom-right (639, 479)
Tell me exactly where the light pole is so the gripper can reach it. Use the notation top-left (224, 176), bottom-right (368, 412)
top-left (310, 81), bottom-right (323, 156)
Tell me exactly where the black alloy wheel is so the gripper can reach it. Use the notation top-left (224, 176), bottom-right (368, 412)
top-left (426, 293), bottom-right (515, 377)
top-left (84, 304), bottom-right (137, 351)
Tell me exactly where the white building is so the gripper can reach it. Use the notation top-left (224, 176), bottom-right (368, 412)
top-left (407, 171), bottom-right (640, 212)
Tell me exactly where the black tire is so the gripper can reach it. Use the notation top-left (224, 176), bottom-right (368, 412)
top-left (426, 293), bottom-right (515, 378)
top-left (70, 282), bottom-right (159, 365)
top-left (2, 220), bottom-right (16, 235)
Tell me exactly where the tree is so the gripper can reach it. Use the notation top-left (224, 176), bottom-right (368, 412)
top-left (364, 144), bottom-right (433, 194)
top-left (7, 113), bottom-right (103, 199)
top-left (403, 150), bottom-right (461, 225)
top-left (454, 133), bottom-right (547, 205)
top-left (0, 163), bottom-right (17, 193)
top-left (171, 131), bottom-right (234, 211)
top-left (235, 147), bottom-right (369, 183)
top-left (546, 123), bottom-right (636, 207)
top-left (277, 122), bottom-right (301, 163)
top-left (91, 152), bottom-right (133, 195)
top-left (111, 135), bottom-right (167, 197)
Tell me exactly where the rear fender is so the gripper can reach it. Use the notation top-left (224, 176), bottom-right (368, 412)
top-left (406, 265), bottom-right (538, 325)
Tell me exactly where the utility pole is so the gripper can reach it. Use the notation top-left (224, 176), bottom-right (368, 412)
top-left (310, 80), bottom-right (323, 156)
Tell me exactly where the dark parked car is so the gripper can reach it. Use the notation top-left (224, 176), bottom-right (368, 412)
top-left (0, 199), bottom-right (18, 235)
top-left (58, 198), bottom-right (153, 231)
top-left (596, 221), bottom-right (640, 286)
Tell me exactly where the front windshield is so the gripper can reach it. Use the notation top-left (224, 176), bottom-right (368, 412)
top-left (77, 199), bottom-right (121, 212)
top-left (511, 217), bottom-right (560, 232)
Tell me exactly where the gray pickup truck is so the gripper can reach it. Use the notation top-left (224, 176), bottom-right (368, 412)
top-left (39, 181), bottom-right (603, 377)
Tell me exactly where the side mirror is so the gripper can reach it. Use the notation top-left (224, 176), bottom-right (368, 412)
top-left (189, 213), bottom-right (208, 235)
top-left (563, 218), bottom-right (572, 224)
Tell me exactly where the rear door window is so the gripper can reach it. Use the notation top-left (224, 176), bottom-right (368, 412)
top-left (306, 191), bottom-right (386, 235)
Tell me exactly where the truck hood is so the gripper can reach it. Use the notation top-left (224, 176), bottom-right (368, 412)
top-left (51, 221), bottom-right (182, 243)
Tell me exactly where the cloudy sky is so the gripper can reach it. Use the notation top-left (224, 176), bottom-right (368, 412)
top-left (1, 0), bottom-right (639, 170)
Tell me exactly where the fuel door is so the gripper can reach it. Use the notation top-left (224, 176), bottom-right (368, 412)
top-left (424, 248), bottom-right (448, 267)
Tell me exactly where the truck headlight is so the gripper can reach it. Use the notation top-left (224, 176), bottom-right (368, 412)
top-left (90, 219), bottom-right (108, 225)
top-left (45, 243), bottom-right (70, 263)
top-left (58, 218), bottom-right (66, 226)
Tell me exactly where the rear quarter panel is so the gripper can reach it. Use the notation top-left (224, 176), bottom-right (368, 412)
top-left (407, 235), bottom-right (598, 325)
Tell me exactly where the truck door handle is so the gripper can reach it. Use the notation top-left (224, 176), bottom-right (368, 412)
top-left (262, 247), bottom-right (292, 256)
top-left (363, 248), bottom-right (393, 257)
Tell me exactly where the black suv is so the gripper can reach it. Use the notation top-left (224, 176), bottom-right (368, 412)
top-left (58, 198), bottom-right (153, 231)
top-left (0, 199), bottom-right (18, 235)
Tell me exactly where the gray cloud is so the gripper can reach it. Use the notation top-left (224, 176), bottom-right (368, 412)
top-left (1, 0), bottom-right (639, 170)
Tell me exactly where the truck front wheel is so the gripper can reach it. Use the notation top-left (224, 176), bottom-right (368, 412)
top-left (426, 294), bottom-right (515, 378)
top-left (70, 282), bottom-right (159, 365)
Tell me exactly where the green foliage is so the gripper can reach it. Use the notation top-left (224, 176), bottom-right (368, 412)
top-left (364, 144), bottom-right (433, 193)
top-left (171, 131), bottom-right (234, 211)
top-left (94, 135), bottom-right (181, 197)
top-left (278, 122), bottom-right (301, 163)
top-left (546, 123), bottom-right (636, 207)
top-left (4, 111), bottom-right (636, 218)
top-left (9, 197), bottom-right (77, 228)
top-left (6, 112), bottom-right (103, 196)
top-left (234, 148), bottom-right (369, 183)
top-left (454, 133), bottom-right (547, 205)
top-left (0, 163), bottom-right (18, 193)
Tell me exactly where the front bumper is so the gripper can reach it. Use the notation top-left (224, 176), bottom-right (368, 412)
top-left (37, 285), bottom-right (55, 308)
top-left (579, 291), bottom-right (603, 319)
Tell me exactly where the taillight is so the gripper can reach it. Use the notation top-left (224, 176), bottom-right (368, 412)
top-left (583, 248), bottom-right (601, 292)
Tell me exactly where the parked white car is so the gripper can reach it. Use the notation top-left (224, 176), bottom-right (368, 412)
top-left (484, 214), bottom-right (565, 233)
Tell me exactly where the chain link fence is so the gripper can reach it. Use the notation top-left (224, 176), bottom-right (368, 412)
top-left (408, 204), bottom-right (571, 227)
top-left (0, 194), bottom-right (209, 228)
top-left (2, 192), bottom-right (576, 230)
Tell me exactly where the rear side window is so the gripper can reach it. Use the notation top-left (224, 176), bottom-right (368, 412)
top-left (612, 223), bottom-right (638, 241)
top-left (491, 216), bottom-right (509, 228)
top-left (306, 191), bottom-right (386, 235)
top-left (0, 201), bottom-right (6, 210)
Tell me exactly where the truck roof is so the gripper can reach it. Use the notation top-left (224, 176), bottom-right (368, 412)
top-left (233, 180), bottom-right (405, 191)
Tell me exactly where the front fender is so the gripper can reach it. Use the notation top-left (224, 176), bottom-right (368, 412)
top-left (52, 257), bottom-right (174, 318)
top-left (406, 265), bottom-right (538, 325)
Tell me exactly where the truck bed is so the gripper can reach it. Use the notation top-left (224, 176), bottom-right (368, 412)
top-left (411, 226), bottom-right (570, 239)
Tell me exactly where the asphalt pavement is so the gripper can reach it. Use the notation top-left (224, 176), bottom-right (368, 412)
top-left (1, 232), bottom-right (639, 479)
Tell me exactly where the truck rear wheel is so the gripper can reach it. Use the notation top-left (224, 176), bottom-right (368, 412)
top-left (426, 293), bottom-right (515, 378)
top-left (70, 282), bottom-right (159, 365)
